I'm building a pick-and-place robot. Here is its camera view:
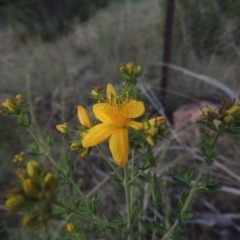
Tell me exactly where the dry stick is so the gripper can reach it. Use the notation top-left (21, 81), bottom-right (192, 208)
top-left (160, 0), bottom-right (175, 107)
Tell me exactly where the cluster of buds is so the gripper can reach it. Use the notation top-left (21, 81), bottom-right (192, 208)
top-left (143, 117), bottom-right (168, 146)
top-left (202, 98), bottom-right (240, 126)
top-left (12, 151), bottom-right (26, 164)
top-left (56, 105), bottom-right (93, 157)
top-left (118, 62), bottom-right (142, 84)
top-left (5, 160), bottom-right (58, 228)
top-left (0, 94), bottom-right (31, 127)
top-left (90, 85), bottom-right (104, 101)
top-left (0, 94), bottom-right (24, 115)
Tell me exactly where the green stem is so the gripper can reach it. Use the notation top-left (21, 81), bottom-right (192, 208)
top-left (27, 127), bottom-right (58, 168)
top-left (97, 146), bottom-right (123, 182)
top-left (151, 182), bottom-right (157, 240)
top-left (53, 201), bottom-right (117, 229)
top-left (124, 165), bottom-right (132, 240)
top-left (27, 127), bottom-right (86, 201)
top-left (161, 130), bottom-right (222, 240)
top-left (130, 149), bottom-right (135, 217)
top-left (73, 232), bottom-right (82, 240)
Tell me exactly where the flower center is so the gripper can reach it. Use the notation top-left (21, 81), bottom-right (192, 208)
top-left (104, 98), bottom-right (133, 127)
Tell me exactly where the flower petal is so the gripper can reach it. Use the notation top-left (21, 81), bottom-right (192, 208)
top-left (126, 120), bottom-right (143, 130)
top-left (77, 105), bottom-right (92, 128)
top-left (106, 83), bottom-right (117, 103)
top-left (126, 100), bottom-right (145, 118)
top-left (109, 128), bottom-right (129, 166)
top-left (82, 123), bottom-right (117, 148)
top-left (93, 103), bottom-right (115, 124)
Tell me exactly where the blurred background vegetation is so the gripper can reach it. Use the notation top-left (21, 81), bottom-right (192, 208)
top-left (0, 0), bottom-right (240, 239)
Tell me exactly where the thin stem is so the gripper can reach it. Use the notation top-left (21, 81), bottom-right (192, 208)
top-left (130, 149), bottom-right (135, 217)
top-left (70, 178), bottom-right (87, 201)
top-left (27, 127), bottom-right (58, 167)
top-left (151, 182), bottom-right (157, 240)
top-left (28, 127), bottom-right (86, 201)
top-left (124, 165), bottom-right (132, 240)
top-left (97, 145), bottom-right (123, 182)
top-left (73, 232), bottom-right (83, 240)
top-left (161, 130), bottom-right (222, 240)
top-left (53, 201), bottom-right (117, 229)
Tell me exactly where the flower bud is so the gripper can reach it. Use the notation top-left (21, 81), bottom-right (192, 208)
top-left (146, 136), bottom-right (155, 147)
top-left (70, 141), bottom-right (82, 151)
top-left (56, 123), bottom-right (71, 134)
top-left (226, 105), bottom-right (240, 116)
top-left (23, 178), bottom-right (41, 198)
top-left (27, 161), bottom-right (41, 177)
top-left (2, 99), bottom-right (16, 113)
top-left (5, 195), bottom-right (26, 211)
top-left (22, 212), bottom-right (39, 228)
top-left (134, 65), bottom-right (142, 77)
top-left (203, 107), bottom-right (213, 118)
top-left (118, 65), bottom-right (125, 73)
top-left (67, 223), bottom-right (76, 233)
top-left (80, 147), bottom-right (91, 158)
top-left (15, 94), bottom-right (24, 107)
top-left (126, 62), bottom-right (134, 75)
top-left (77, 105), bottom-right (92, 129)
top-left (44, 173), bottom-right (56, 189)
top-left (223, 115), bottom-right (234, 125)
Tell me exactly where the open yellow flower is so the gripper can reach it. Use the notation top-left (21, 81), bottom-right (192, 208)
top-left (82, 84), bottom-right (145, 166)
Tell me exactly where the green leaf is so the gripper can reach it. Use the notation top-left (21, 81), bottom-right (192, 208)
top-left (171, 210), bottom-right (181, 218)
top-left (178, 218), bottom-right (186, 231)
top-left (27, 143), bottom-right (43, 156)
top-left (172, 177), bottom-right (191, 188)
top-left (110, 173), bottom-right (122, 182)
top-left (46, 135), bottom-right (55, 147)
top-left (181, 212), bottom-right (195, 220)
top-left (172, 234), bottom-right (186, 240)
top-left (179, 192), bottom-right (188, 210)
top-left (197, 173), bottom-right (222, 193)
top-left (223, 126), bottom-right (240, 134)
top-left (196, 120), bottom-right (217, 131)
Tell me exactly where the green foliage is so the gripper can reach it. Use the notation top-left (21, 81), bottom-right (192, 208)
top-left (2, 0), bottom-right (112, 41)
top-left (177, 0), bottom-right (240, 57)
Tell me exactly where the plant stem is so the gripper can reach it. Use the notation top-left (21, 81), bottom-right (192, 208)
top-left (161, 130), bottom-right (221, 240)
top-left (130, 149), bottom-right (135, 217)
top-left (151, 182), bottom-right (157, 240)
top-left (97, 145), bottom-right (123, 182)
top-left (53, 201), bottom-right (117, 229)
top-left (124, 165), bottom-right (132, 240)
top-left (27, 127), bottom-right (58, 167)
top-left (27, 127), bottom-right (86, 201)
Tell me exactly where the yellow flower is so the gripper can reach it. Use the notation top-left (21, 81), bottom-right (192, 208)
top-left (67, 223), bottom-right (76, 232)
top-left (77, 105), bottom-right (93, 129)
top-left (82, 84), bottom-right (145, 166)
